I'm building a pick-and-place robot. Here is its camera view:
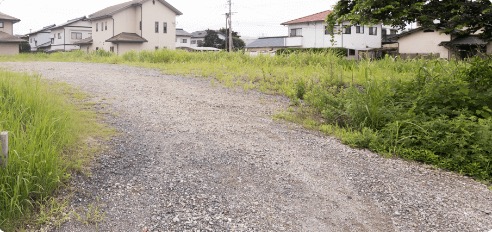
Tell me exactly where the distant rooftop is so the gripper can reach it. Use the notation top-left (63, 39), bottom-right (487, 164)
top-left (281, 10), bottom-right (332, 25)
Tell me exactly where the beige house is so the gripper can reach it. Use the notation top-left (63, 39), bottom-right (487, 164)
top-left (0, 12), bottom-right (25, 55)
top-left (83, 0), bottom-right (182, 54)
top-left (393, 27), bottom-right (492, 59)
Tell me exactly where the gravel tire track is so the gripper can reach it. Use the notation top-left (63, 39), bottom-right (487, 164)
top-left (1, 62), bottom-right (491, 231)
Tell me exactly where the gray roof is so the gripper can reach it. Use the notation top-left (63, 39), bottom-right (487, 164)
top-left (246, 37), bottom-right (286, 48)
top-left (89, 0), bottom-right (182, 20)
top-left (191, 30), bottom-right (207, 38)
top-left (447, 35), bottom-right (489, 45)
top-left (51, 17), bottom-right (88, 30)
top-left (74, 36), bottom-right (93, 45)
top-left (0, 31), bottom-right (26, 43)
top-left (0, 12), bottom-right (20, 23)
top-left (176, 28), bottom-right (192, 37)
top-left (26, 24), bottom-right (56, 36)
top-left (106, 32), bottom-right (148, 43)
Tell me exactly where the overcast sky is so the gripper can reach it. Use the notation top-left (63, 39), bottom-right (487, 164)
top-left (0, 0), bottom-right (338, 38)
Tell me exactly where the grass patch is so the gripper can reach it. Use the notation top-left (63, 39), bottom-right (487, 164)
top-left (1, 50), bottom-right (491, 184)
top-left (0, 69), bottom-right (111, 230)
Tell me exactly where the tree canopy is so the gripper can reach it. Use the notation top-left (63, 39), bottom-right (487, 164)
top-left (326, 0), bottom-right (492, 39)
top-left (202, 29), bottom-right (246, 51)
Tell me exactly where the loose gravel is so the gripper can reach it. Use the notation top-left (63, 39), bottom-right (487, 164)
top-left (1, 62), bottom-right (491, 232)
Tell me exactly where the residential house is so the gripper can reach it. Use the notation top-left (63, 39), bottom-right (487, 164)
top-left (190, 30), bottom-right (226, 47)
top-left (84, 0), bottom-right (182, 54)
top-left (0, 11), bottom-right (26, 55)
top-left (278, 10), bottom-right (395, 58)
top-left (25, 24), bottom-right (56, 52)
top-left (392, 27), bottom-right (491, 59)
top-left (176, 28), bottom-right (191, 48)
top-left (245, 36), bottom-right (288, 56)
top-left (49, 17), bottom-right (92, 52)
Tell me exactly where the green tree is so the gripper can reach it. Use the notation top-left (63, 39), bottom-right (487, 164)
top-left (326, 0), bottom-right (492, 39)
top-left (19, 41), bottom-right (31, 53)
top-left (203, 29), bottom-right (223, 48)
top-left (219, 28), bottom-right (246, 51)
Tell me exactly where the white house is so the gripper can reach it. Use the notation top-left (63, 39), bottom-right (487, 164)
top-left (0, 11), bottom-right (25, 55)
top-left (25, 25), bottom-right (56, 52)
top-left (84, 0), bottom-right (182, 54)
top-left (176, 28), bottom-right (191, 48)
top-left (279, 10), bottom-right (395, 58)
top-left (49, 17), bottom-right (92, 52)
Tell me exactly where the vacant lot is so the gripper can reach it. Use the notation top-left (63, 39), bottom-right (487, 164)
top-left (1, 62), bottom-right (491, 231)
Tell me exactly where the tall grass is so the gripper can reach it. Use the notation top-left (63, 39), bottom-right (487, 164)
top-left (0, 70), bottom-right (107, 230)
top-left (2, 50), bottom-right (491, 182)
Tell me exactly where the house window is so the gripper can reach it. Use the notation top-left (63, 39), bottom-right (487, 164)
top-left (71, 32), bottom-right (82, 40)
top-left (0, 22), bottom-right (3, 28)
top-left (343, 26), bottom-right (352, 34)
top-left (382, 29), bottom-right (387, 36)
top-left (155, 22), bottom-right (159, 33)
top-left (182, 39), bottom-right (187, 43)
top-left (105, 22), bottom-right (108, 31)
top-left (191, 40), bottom-right (197, 44)
top-left (290, 28), bottom-right (302, 37)
top-left (324, 26), bottom-right (335, 35)
top-left (348, 49), bottom-right (356, 56)
top-left (58, 33), bottom-right (61, 39)
top-left (51, 38), bottom-right (54, 43)
top-left (96, 47), bottom-right (99, 50)
top-left (369, 27), bottom-right (377, 35)
top-left (155, 46), bottom-right (159, 50)
top-left (139, 21), bottom-right (142, 30)
top-left (110, 46), bottom-right (114, 52)
top-left (163, 22), bottom-right (167, 34)
top-left (96, 23), bottom-right (99, 32)
top-left (356, 25), bottom-right (364, 34)
top-left (390, 29), bottom-right (398, 35)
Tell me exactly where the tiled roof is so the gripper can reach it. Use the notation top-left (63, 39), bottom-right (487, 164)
top-left (51, 17), bottom-right (88, 30)
top-left (246, 37), bottom-right (286, 48)
top-left (176, 28), bottom-right (192, 37)
top-left (89, 0), bottom-right (182, 20)
top-left (106, 32), bottom-right (148, 43)
top-left (281, 10), bottom-right (332, 25)
top-left (0, 12), bottom-right (20, 22)
top-left (0, 31), bottom-right (26, 43)
top-left (74, 36), bottom-right (93, 45)
top-left (440, 35), bottom-right (489, 46)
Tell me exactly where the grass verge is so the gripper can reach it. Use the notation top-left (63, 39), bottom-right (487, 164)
top-left (0, 69), bottom-right (112, 230)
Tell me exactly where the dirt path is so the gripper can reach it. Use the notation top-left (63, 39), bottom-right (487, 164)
top-left (1, 62), bottom-right (491, 231)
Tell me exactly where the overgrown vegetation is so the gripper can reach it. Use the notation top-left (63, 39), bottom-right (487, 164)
top-left (1, 50), bottom-right (491, 184)
top-left (0, 70), bottom-right (109, 230)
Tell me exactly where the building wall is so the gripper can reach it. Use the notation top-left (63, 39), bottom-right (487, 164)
top-left (398, 30), bottom-right (451, 59)
top-left (116, 43), bottom-right (143, 54)
top-left (91, 17), bottom-right (116, 51)
top-left (0, 21), bottom-right (14, 34)
top-left (286, 22), bottom-right (382, 50)
top-left (0, 43), bottom-right (19, 55)
top-left (176, 36), bottom-right (191, 47)
top-left (140, 0), bottom-right (177, 50)
top-left (29, 31), bottom-right (51, 51)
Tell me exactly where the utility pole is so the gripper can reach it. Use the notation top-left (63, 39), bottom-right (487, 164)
top-left (228, 0), bottom-right (233, 52)
top-left (225, 13), bottom-right (229, 51)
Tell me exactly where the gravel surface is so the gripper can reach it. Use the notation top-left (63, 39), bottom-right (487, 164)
top-left (1, 62), bottom-right (491, 232)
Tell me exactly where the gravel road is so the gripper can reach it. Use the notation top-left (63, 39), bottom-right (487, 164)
top-left (1, 62), bottom-right (491, 231)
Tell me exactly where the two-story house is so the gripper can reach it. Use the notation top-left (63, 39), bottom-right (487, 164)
top-left (176, 28), bottom-right (191, 48)
top-left (0, 11), bottom-right (25, 55)
top-left (25, 25), bottom-right (56, 52)
top-left (280, 10), bottom-right (393, 58)
top-left (49, 17), bottom-right (92, 52)
top-left (84, 0), bottom-right (182, 54)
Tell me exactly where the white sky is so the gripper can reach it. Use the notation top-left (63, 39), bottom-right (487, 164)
top-left (0, 0), bottom-right (338, 38)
